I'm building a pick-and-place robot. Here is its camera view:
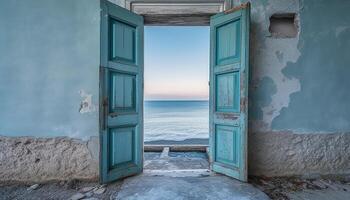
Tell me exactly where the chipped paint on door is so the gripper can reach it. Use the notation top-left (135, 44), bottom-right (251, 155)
top-left (209, 3), bottom-right (250, 182)
top-left (100, 0), bottom-right (144, 183)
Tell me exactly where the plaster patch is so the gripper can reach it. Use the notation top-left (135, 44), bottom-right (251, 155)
top-left (335, 26), bottom-right (349, 38)
top-left (248, 0), bottom-right (301, 131)
top-left (259, 39), bottom-right (301, 129)
top-left (79, 90), bottom-right (97, 114)
top-left (275, 50), bottom-right (284, 63)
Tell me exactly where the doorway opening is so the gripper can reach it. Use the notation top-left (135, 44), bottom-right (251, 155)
top-left (99, 0), bottom-right (249, 183)
top-left (143, 26), bottom-right (210, 171)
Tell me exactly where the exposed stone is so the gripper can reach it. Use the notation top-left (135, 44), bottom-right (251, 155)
top-left (0, 136), bottom-right (99, 182)
top-left (249, 131), bottom-right (350, 177)
top-left (27, 184), bottom-right (39, 191)
top-left (94, 187), bottom-right (106, 195)
top-left (312, 180), bottom-right (327, 189)
top-left (80, 186), bottom-right (95, 193)
top-left (85, 192), bottom-right (93, 197)
top-left (69, 193), bottom-right (85, 200)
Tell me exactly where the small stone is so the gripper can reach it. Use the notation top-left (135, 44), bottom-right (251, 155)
top-left (320, 180), bottom-right (340, 190)
top-left (80, 186), bottom-right (95, 193)
top-left (85, 192), bottom-right (93, 197)
top-left (27, 184), bottom-right (39, 191)
top-left (312, 180), bottom-right (327, 189)
top-left (93, 187), bottom-right (106, 195)
top-left (99, 184), bottom-right (107, 188)
top-left (83, 198), bottom-right (99, 200)
top-left (69, 193), bottom-right (85, 200)
top-left (302, 182), bottom-right (308, 189)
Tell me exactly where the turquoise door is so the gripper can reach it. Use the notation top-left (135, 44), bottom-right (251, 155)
top-left (100, 0), bottom-right (144, 183)
top-left (209, 3), bottom-right (250, 182)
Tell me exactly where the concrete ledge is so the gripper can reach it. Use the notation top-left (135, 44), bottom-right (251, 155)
top-left (144, 145), bottom-right (208, 152)
top-left (1, 131), bottom-right (349, 182)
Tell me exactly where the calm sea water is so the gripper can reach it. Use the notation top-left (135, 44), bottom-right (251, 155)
top-left (144, 101), bottom-right (209, 142)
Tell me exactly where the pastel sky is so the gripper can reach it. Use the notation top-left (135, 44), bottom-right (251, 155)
top-left (144, 26), bottom-right (210, 100)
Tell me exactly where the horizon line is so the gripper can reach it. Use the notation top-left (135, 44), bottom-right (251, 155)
top-left (144, 99), bottom-right (209, 101)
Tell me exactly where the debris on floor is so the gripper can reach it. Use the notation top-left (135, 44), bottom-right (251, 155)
top-left (27, 184), bottom-right (39, 191)
top-left (249, 176), bottom-right (350, 200)
top-left (1, 152), bottom-right (350, 200)
top-left (69, 192), bottom-right (85, 200)
top-left (0, 180), bottom-right (122, 200)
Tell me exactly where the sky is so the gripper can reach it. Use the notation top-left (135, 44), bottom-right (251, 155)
top-left (144, 26), bottom-right (210, 101)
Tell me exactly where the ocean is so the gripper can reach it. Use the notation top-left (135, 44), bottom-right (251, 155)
top-left (144, 100), bottom-right (209, 142)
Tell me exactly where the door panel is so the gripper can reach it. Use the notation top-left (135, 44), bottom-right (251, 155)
top-left (100, 0), bottom-right (144, 183)
top-left (209, 3), bottom-right (250, 182)
top-left (110, 19), bottom-right (136, 64)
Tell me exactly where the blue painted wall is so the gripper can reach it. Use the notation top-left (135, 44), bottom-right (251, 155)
top-left (0, 0), bottom-right (100, 139)
top-left (271, 0), bottom-right (350, 132)
top-left (232, 0), bottom-right (350, 134)
top-left (1, 0), bottom-right (350, 139)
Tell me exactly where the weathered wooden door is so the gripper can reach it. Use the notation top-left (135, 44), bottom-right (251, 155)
top-left (100, 0), bottom-right (144, 183)
top-left (209, 3), bottom-right (250, 182)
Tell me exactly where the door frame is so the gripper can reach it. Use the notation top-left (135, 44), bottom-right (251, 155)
top-left (99, 0), bottom-right (144, 183)
top-left (99, 0), bottom-right (244, 182)
top-left (124, 0), bottom-right (232, 25)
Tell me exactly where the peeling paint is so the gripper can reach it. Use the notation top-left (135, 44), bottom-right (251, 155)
top-left (335, 26), bottom-right (349, 38)
top-left (272, 0), bottom-right (350, 132)
top-left (239, 0), bottom-right (302, 131)
top-left (79, 90), bottom-right (97, 114)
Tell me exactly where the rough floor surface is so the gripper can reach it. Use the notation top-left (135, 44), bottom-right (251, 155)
top-left (115, 174), bottom-right (270, 200)
top-left (249, 176), bottom-right (350, 200)
top-left (0, 136), bottom-right (99, 182)
top-left (0, 179), bottom-right (121, 200)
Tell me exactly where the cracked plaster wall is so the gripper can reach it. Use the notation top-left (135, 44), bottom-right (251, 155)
top-left (0, 0), bottom-right (350, 181)
top-left (0, 136), bottom-right (99, 183)
top-left (233, 0), bottom-right (350, 176)
top-left (233, 0), bottom-right (350, 133)
top-left (0, 0), bottom-right (101, 182)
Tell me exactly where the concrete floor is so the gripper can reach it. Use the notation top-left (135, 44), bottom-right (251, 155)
top-left (4, 152), bottom-right (349, 199)
top-left (117, 151), bottom-right (269, 200)
top-left (116, 174), bottom-right (269, 200)
top-left (0, 151), bottom-right (269, 200)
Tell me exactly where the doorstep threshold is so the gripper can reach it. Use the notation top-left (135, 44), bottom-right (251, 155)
top-left (143, 169), bottom-right (211, 177)
top-left (144, 144), bottom-right (208, 152)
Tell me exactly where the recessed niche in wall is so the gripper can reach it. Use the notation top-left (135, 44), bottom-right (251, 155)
top-left (269, 13), bottom-right (298, 38)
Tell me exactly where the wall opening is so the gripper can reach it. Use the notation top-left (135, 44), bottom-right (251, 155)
top-left (269, 13), bottom-right (298, 38)
top-left (143, 26), bottom-right (210, 171)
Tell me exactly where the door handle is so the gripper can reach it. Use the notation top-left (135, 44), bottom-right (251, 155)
top-left (102, 97), bottom-right (108, 130)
